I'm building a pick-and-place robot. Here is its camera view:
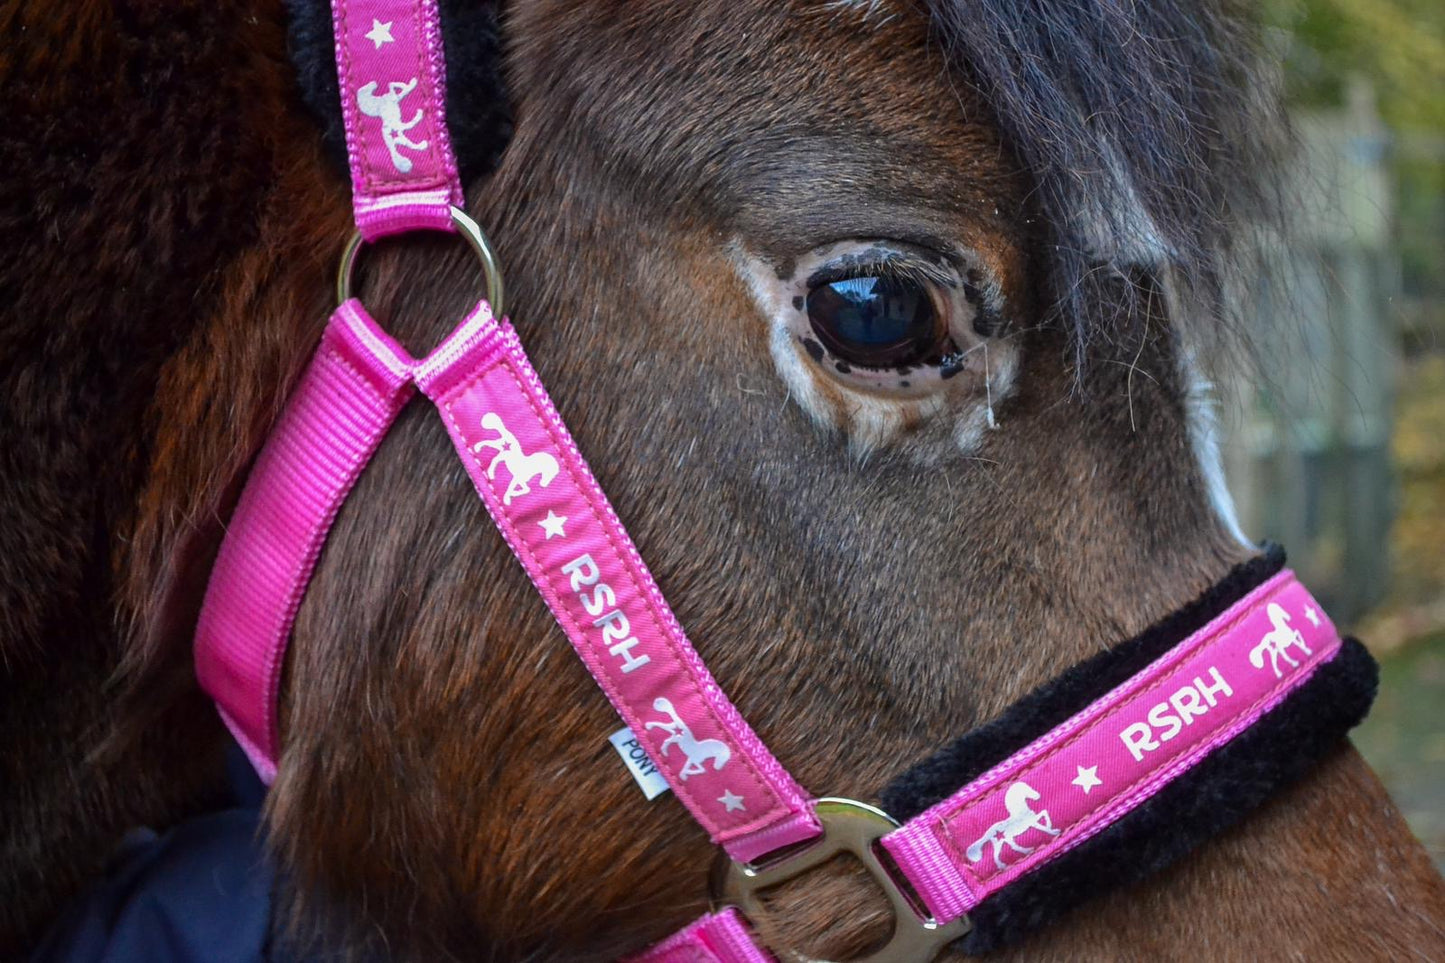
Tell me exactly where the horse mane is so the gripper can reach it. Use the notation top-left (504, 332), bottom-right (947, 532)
top-left (925, 0), bottom-right (1288, 359)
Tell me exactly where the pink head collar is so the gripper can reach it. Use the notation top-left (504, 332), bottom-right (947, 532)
top-left (193, 2), bottom-right (1378, 958)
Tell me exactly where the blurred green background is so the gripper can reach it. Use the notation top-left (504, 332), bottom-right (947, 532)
top-left (1224, 0), bottom-right (1444, 869)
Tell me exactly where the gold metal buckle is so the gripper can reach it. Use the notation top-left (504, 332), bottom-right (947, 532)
top-left (714, 798), bottom-right (971, 963)
top-left (335, 205), bottom-right (505, 315)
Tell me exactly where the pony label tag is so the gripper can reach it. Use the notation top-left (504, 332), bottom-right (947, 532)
top-left (609, 727), bottom-right (671, 801)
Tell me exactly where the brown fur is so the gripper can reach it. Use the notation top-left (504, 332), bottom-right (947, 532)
top-left (0, 0), bottom-right (320, 950)
top-left (3, 0), bottom-right (1443, 959)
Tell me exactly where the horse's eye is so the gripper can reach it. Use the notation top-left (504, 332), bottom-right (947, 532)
top-left (805, 275), bottom-right (946, 369)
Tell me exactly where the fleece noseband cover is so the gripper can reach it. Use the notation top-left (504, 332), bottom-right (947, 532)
top-left (880, 547), bottom-right (1378, 954)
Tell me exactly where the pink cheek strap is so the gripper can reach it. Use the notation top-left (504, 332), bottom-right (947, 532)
top-left (195, 299), bottom-right (821, 864)
top-left (412, 304), bottom-right (821, 863)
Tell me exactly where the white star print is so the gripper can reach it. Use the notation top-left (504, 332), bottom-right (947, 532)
top-left (718, 790), bottom-right (746, 813)
top-left (1304, 606), bottom-right (1321, 627)
top-left (539, 510), bottom-right (568, 540)
top-left (364, 19), bottom-right (394, 49)
top-left (1072, 764), bottom-right (1102, 794)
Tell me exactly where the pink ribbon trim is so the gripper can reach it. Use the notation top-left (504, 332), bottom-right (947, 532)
top-left (881, 570), bottom-right (1343, 923)
top-left (332, 0), bottom-right (463, 239)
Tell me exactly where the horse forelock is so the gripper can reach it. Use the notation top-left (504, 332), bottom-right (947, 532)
top-left (925, 0), bottom-right (1289, 361)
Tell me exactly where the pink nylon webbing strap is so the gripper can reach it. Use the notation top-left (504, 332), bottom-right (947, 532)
top-left (332, 0), bottom-right (463, 238)
top-left (196, 296), bottom-right (820, 860)
top-left (195, 302), bottom-right (415, 782)
top-left (413, 307), bottom-right (821, 863)
top-left (623, 909), bottom-right (773, 963)
top-left (880, 570), bottom-right (1342, 924)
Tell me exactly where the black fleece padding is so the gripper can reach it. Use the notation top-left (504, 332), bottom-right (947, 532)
top-left (286, 0), bottom-right (512, 184)
top-left (879, 549), bottom-right (1379, 955)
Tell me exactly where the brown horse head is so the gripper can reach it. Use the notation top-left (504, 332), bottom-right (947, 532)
top-left (65, 0), bottom-right (1441, 959)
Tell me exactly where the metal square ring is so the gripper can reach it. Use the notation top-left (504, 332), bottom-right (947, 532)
top-left (713, 798), bottom-right (972, 963)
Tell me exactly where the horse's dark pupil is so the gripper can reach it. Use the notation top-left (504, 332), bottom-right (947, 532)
top-left (806, 276), bottom-right (938, 368)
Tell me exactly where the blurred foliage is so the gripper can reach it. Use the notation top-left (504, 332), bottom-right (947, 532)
top-left (1394, 356), bottom-right (1445, 478)
top-left (1351, 626), bottom-right (1445, 870)
top-left (1257, 1), bottom-right (1445, 859)
top-left (1268, 0), bottom-right (1445, 313)
top-left (1396, 155), bottom-right (1445, 316)
top-left (1355, 351), bottom-right (1445, 650)
top-left (1274, 0), bottom-right (1445, 130)
top-left (1388, 355), bottom-right (1445, 605)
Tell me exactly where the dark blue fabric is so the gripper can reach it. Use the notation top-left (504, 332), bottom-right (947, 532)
top-left (31, 745), bottom-right (282, 963)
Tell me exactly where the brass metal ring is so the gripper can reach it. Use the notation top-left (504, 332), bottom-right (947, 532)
top-left (714, 798), bottom-right (972, 963)
top-left (335, 205), bottom-right (504, 316)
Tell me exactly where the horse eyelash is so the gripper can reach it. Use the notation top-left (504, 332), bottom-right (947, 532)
top-left (804, 251), bottom-right (957, 292)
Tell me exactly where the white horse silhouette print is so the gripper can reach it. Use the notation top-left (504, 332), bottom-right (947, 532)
top-left (472, 413), bottom-right (559, 505)
top-left (1249, 602), bottom-right (1313, 678)
top-left (644, 697), bottom-right (731, 780)
top-left (355, 78), bottom-right (428, 172)
top-left (966, 781), bottom-right (1061, 871)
